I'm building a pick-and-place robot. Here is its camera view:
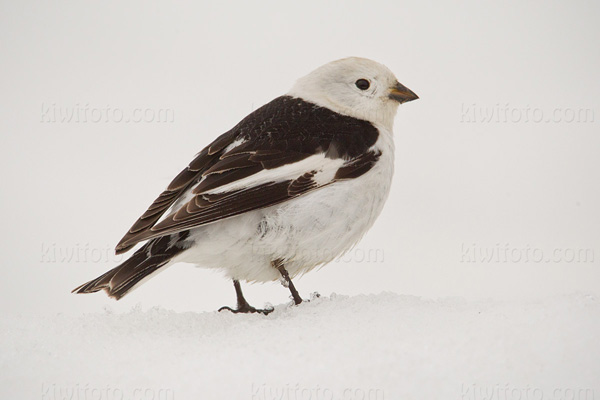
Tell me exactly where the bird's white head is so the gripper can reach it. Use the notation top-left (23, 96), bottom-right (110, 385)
top-left (288, 57), bottom-right (418, 132)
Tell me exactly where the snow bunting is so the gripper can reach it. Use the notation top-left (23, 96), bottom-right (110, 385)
top-left (73, 57), bottom-right (418, 314)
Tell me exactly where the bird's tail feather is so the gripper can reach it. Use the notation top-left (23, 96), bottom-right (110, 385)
top-left (72, 233), bottom-right (189, 300)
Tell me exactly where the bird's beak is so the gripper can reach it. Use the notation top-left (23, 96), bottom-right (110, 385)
top-left (388, 82), bottom-right (419, 104)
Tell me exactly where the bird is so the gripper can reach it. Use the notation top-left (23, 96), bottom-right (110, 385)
top-left (72, 57), bottom-right (418, 314)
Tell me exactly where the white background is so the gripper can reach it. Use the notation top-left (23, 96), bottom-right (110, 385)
top-left (1, 1), bottom-right (599, 398)
top-left (3, 0), bottom-right (598, 315)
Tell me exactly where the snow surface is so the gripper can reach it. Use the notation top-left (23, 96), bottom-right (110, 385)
top-left (1, 292), bottom-right (599, 400)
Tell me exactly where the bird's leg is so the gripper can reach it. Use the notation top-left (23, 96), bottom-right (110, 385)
top-left (275, 263), bottom-right (303, 305)
top-left (219, 280), bottom-right (273, 315)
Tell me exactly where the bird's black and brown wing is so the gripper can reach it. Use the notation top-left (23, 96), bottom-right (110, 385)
top-left (115, 96), bottom-right (382, 254)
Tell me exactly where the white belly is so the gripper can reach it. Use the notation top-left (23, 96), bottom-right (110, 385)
top-left (174, 132), bottom-right (395, 283)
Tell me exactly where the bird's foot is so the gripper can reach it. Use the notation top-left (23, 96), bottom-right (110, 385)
top-left (287, 291), bottom-right (320, 306)
top-left (220, 279), bottom-right (274, 315)
top-left (218, 304), bottom-right (274, 315)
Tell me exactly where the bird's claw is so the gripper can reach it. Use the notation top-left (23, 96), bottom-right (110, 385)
top-left (218, 305), bottom-right (274, 315)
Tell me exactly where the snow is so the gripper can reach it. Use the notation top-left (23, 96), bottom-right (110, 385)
top-left (1, 292), bottom-right (599, 399)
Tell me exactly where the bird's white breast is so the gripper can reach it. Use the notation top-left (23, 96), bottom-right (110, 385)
top-left (175, 130), bottom-right (395, 283)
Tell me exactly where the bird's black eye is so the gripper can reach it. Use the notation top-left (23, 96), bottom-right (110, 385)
top-left (355, 79), bottom-right (370, 90)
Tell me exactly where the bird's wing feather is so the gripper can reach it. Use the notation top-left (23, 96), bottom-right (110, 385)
top-left (115, 96), bottom-right (380, 253)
